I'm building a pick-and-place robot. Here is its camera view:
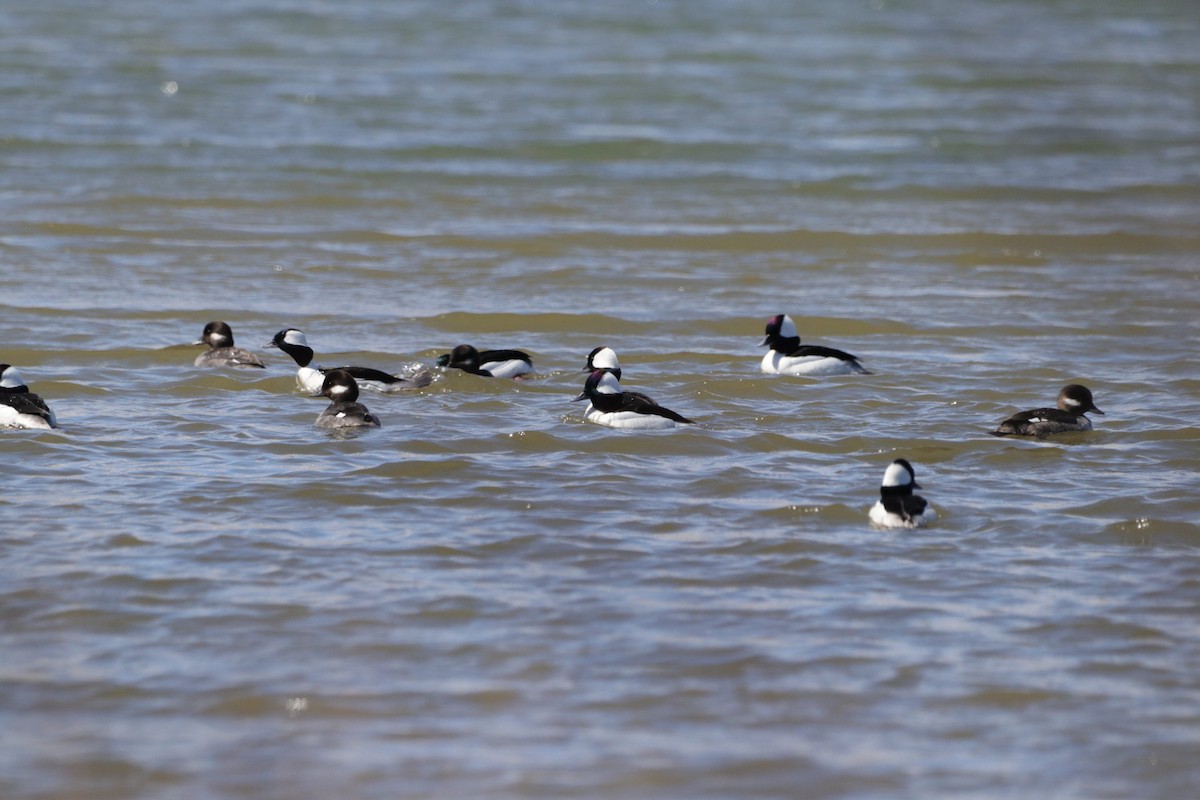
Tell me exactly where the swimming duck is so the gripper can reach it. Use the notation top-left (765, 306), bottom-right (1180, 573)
top-left (314, 369), bottom-right (381, 429)
top-left (759, 314), bottom-right (869, 376)
top-left (192, 321), bottom-right (266, 369)
top-left (437, 344), bottom-right (533, 379)
top-left (573, 369), bottom-right (692, 430)
top-left (869, 458), bottom-right (934, 528)
top-left (991, 384), bottom-right (1104, 437)
top-left (0, 364), bottom-right (58, 429)
top-left (266, 328), bottom-right (431, 393)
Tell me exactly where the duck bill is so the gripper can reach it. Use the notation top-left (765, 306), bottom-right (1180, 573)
top-left (572, 391), bottom-right (588, 402)
top-left (758, 335), bottom-right (770, 346)
top-left (1091, 406), bottom-right (1105, 415)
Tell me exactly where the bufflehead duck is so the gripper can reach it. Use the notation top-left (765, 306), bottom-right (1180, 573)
top-left (573, 369), bottom-right (692, 430)
top-left (192, 321), bottom-right (266, 369)
top-left (0, 364), bottom-right (58, 429)
top-left (583, 346), bottom-right (657, 404)
top-left (759, 314), bottom-right (869, 376)
top-left (265, 328), bottom-right (432, 393)
top-left (437, 344), bottom-right (533, 379)
top-left (991, 384), bottom-right (1104, 437)
top-left (584, 346), bottom-right (623, 379)
top-left (314, 369), bottom-right (381, 429)
top-left (869, 458), bottom-right (935, 529)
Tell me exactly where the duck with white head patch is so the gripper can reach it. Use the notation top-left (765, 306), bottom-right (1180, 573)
top-left (991, 384), bottom-right (1104, 437)
top-left (192, 321), bottom-right (266, 369)
top-left (584, 346), bottom-right (623, 379)
top-left (574, 369), bottom-right (692, 430)
top-left (313, 369), bottom-right (381, 429)
top-left (759, 314), bottom-right (869, 376)
top-left (869, 458), bottom-right (935, 529)
top-left (437, 344), bottom-right (533, 379)
top-left (583, 346), bottom-right (657, 405)
top-left (266, 328), bottom-right (431, 393)
top-left (1, 364), bottom-right (58, 429)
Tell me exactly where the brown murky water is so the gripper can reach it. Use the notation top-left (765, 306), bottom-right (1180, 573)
top-left (2, 1), bottom-right (1198, 798)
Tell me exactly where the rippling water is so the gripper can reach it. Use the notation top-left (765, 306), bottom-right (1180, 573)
top-left (3, 1), bottom-right (1199, 798)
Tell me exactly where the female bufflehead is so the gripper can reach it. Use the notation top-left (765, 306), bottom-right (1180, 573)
top-left (192, 321), bottom-right (266, 369)
top-left (437, 344), bottom-right (533, 379)
top-left (265, 328), bottom-right (431, 393)
top-left (759, 314), bottom-right (869, 376)
top-left (869, 458), bottom-right (935, 529)
top-left (582, 346), bottom-right (657, 404)
top-left (314, 369), bottom-right (381, 429)
top-left (573, 369), bottom-right (692, 430)
top-left (0, 364), bottom-right (58, 429)
top-left (991, 384), bottom-right (1104, 437)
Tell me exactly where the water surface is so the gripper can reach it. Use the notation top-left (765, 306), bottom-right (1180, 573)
top-left (2, 1), bottom-right (1199, 798)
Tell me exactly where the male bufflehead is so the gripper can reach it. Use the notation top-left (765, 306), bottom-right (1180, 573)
top-left (759, 314), bottom-right (869, 376)
top-left (869, 458), bottom-right (935, 529)
top-left (0, 364), bottom-right (58, 429)
top-left (265, 328), bottom-right (431, 393)
top-left (437, 344), bottom-right (533, 379)
top-left (583, 346), bottom-right (657, 404)
top-left (584, 346), bottom-right (623, 379)
top-left (573, 369), bottom-right (692, 430)
top-left (314, 369), bottom-right (381, 429)
top-left (991, 384), bottom-right (1104, 437)
top-left (192, 321), bottom-right (266, 369)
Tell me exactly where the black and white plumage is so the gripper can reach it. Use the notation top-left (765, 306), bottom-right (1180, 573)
top-left (265, 328), bottom-right (431, 393)
top-left (869, 458), bottom-right (934, 529)
top-left (192, 321), bottom-right (266, 369)
top-left (437, 344), bottom-right (533, 379)
top-left (582, 346), bottom-right (657, 405)
top-left (584, 346), bottom-right (623, 380)
top-left (314, 369), bottom-right (381, 429)
top-left (991, 384), bottom-right (1104, 437)
top-left (759, 314), bottom-right (869, 376)
top-left (0, 364), bottom-right (58, 429)
top-left (573, 369), bottom-right (692, 430)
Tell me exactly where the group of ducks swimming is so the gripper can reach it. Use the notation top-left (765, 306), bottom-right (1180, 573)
top-left (2, 313), bottom-right (1106, 529)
